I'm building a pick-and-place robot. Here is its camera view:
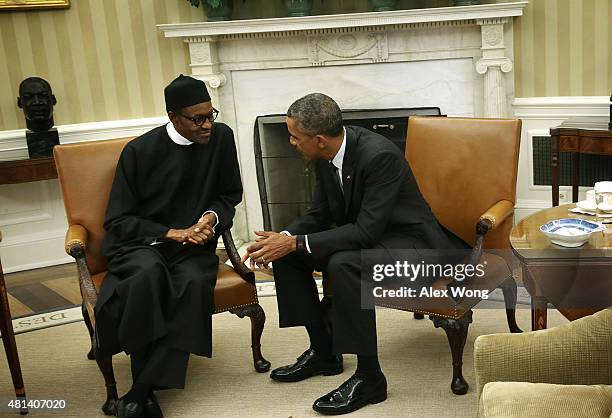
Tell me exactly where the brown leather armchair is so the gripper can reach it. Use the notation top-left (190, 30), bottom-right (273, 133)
top-left (369, 116), bottom-right (523, 395)
top-left (54, 138), bottom-right (270, 415)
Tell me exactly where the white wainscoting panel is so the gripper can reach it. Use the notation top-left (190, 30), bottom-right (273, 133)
top-left (512, 96), bottom-right (609, 222)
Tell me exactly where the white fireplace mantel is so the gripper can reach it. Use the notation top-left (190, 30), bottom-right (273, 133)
top-left (159, 3), bottom-right (526, 37)
top-left (158, 2), bottom-right (527, 241)
top-left (159, 2), bottom-right (526, 117)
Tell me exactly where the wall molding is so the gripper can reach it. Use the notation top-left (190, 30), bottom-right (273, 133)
top-left (512, 96), bottom-right (610, 118)
top-left (0, 182), bottom-right (54, 227)
top-left (0, 116), bottom-right (168, 161)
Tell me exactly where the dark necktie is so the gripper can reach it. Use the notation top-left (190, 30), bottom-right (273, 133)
top-left (331, 162), bottom-right (343, 195)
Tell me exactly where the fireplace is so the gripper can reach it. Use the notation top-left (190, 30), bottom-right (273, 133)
top-left (254, 108), bottom-right (441, 231)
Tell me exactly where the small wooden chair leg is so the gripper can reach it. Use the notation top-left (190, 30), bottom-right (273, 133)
top-left (0, 271), bottom-right (28, 415)
top-left (93, 341), bottom-right (118, 416)
top-left (431, 310), bottom-right (473, 395)
top-left (231, 304), bottom-right (271, 373)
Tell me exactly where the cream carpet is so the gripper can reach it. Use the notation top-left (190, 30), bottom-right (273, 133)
top-left (0, 297), bottom-right (566, 417)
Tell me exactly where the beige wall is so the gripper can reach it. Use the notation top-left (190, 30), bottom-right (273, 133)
top-left (0, 0), bottom-right (203, 131)
top-left (513, 0), bottom-right (610, 97)
top-left (0, 0), bottom-right (609, 131)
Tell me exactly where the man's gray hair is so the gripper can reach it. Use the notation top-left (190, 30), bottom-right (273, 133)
top-left (287, 93), bottom-right (343, 136)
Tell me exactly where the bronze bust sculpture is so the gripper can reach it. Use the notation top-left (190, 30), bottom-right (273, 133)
top-left (17, 77), bottom-right (57, 132)
top-left (16, 77), bottom-right (59, 158)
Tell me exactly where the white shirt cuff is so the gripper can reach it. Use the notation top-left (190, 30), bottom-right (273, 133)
top-left (202, 210), bottom-right (219, 231)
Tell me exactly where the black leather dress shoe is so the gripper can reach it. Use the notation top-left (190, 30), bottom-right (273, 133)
top-left (143, 393), bottom-right (163, 418)
top-left (116, 398), bottom-right (143, 418)
top-left (270, 348), bottom-right (343, 382)
top-left (312, 373), bottom-right (387, 415)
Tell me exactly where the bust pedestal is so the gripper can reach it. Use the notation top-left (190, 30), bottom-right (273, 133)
top-left (26, 128), bottom-right (59, 158)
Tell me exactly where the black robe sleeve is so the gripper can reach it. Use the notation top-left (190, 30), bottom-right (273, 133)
top-left (103, 144), bottom-right (170, 246)
top-left (206, 127), bottom-right (243, 233)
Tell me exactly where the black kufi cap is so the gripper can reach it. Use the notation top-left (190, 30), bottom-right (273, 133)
top-left (164, 74), bottom-right (211, 112)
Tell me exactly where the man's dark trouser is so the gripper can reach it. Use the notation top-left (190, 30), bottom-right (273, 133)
top-left (130, 343), bottom-right (190, 390)
top-left (273, 249), bottom-right (379, 356)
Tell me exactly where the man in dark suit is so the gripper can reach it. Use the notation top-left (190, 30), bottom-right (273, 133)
top-left (243, 93), bottom-right (454, 415)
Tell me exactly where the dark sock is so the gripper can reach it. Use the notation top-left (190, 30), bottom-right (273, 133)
top-left (356, 355), bottom-right (383, 379)
top-left (123, 383), bottom-right (152, 405)
top-left (306, 324), bottom-right (332, 358)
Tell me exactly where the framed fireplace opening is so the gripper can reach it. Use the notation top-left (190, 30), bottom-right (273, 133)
top-left (254, 107), bottom-right (442, 231)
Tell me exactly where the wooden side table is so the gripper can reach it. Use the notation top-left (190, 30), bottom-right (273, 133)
top-left (510, 204), bottom-right (612, 331)
top-left (0, 157), bottom-right (56, 415)
top-left (550, 116), bottom-right (612, 206)
top-left (0, 157), bottom-right (57, 184)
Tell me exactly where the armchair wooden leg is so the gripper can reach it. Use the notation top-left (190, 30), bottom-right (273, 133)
top-left (230, 304), bottom-right (271, 373)
top-left (0, 274), bottom-right (28, 415)
top-left (431, 310), bottom-right (473, 395)
top-left (82, 303), bottom-right (96, 360)
top-left (500, 277), bottom-right (522, 333)
top-left (93, 342), bottom-right (118, 416)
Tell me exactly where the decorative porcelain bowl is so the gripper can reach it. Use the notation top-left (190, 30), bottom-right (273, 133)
top-left (540, 218), bottom-right (606, 247)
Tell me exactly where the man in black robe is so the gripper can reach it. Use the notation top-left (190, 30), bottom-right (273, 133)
top-left (96, 75), bottom-right (243, 418)
top-left (243, 93), bottom-right (457, 415)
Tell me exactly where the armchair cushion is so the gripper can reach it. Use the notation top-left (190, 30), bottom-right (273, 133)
top-left (474, 309), bottom-right (612, 398)
top-left (90, 264), bottom-right (256, 314)
top-left (479, 382), bottom-right (612, 418)
top-left (213, 264), bottom-right (258, 313)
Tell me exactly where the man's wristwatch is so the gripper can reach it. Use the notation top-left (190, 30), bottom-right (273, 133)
top-left (296, 235), bottom-right (307, 253)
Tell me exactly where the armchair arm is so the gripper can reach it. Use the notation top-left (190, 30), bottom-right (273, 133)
top-left (469, 200), bottom-right (514, 266)
top-left (64, 224), bottom-right (98, 311)
top-left (479, 199), bottom-right (514, 231)
top-left (65, 224), bottom-right (88, 257)
top-left (474, 309), bottom-right (612, 399)
top-left (222, 229), bottom-right (255, 285)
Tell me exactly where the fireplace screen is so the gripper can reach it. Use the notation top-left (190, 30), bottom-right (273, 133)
top-left (254, 108), bottom-right (442, 231)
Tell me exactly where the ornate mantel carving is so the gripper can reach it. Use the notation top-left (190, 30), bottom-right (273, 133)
top-left (308, 32), bottom-right (388, 66)
top-left (159, 2), bottom-right (527, 118)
